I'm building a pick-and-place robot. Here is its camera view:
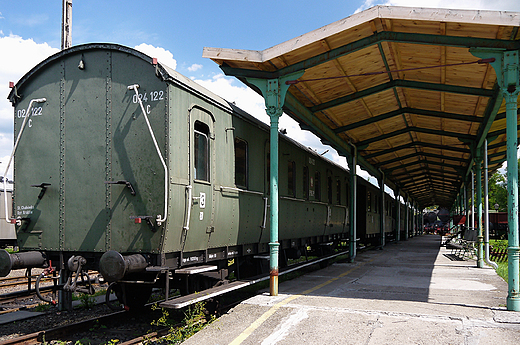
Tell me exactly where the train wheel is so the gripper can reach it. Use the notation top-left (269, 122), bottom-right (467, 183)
top-left (107, 282), bottom-right (152, 311)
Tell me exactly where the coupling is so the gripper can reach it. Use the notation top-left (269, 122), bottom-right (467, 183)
top-left (98, 250), bottom-right (149, 282)
top-left (0, 249), bottom-right (47, 277)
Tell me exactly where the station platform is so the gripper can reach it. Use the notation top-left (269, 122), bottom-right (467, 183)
top-left (183, 235), bottom-right (520, 345)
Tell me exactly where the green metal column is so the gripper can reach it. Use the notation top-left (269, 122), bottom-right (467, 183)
top-left (465, 182), bottom-right (470, 230)
top-left (379, 173), bottom-right (385, 247)
top-left (347, 147), bottom-right (357, 261)
top-left (411, 203), bottom-right (414, 237)
top-left (503, 53), bottom-right (520, 311)
top-left (246, 72), bottom-right (303, 297)
top-left (472, 48), bottom-right (520, 311)
top-left (395, 188), bottom-right (401, 242)
top-left (404, 197), bottom-right (409, 240)
top-left (474, 152), bottom-right (485, 268)
top-left (471, 171), bottom-right (475, 231)
top-left (415, 203), bottom-right (419, 235)
top-left (414, 202), bottom-right (417, 236)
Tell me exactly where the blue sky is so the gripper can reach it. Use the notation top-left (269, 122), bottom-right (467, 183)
top-left (0, 0), bottom-right (519, 182)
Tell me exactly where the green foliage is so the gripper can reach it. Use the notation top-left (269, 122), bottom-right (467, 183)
top-left (488, 171), bottom-right (508, 212)
top-left (4, 246), bottom-right (18, 254)
top-left (149, 302), bottom-right (214, 344)
top-left (490, 239), bottom-right (508, 251)
top-left (77, 293), bottom-right (95, 309)
top-left (34, 303), bottom-right (51, 312)
top-left (496, 261), bottom-right (508, 282)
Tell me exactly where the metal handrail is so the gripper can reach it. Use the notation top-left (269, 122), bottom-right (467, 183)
top-left (128, 84), bottom-right (168, 226)
top-left (3, 98), bottom-right (47, 224)
top-left (218, 185), bottom-right (264, 196)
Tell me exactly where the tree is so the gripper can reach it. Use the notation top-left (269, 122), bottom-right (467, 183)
top-left (488, 170), bottom-right (507, 212)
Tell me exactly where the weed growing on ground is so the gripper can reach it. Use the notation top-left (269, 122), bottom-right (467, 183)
top-left (148, 302), bottom-right (214, 344)
top-left (34, 303), bottom-right (51, 312)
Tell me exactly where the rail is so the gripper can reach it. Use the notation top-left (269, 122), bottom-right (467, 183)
top-left (128, 84), bottom-right (168, 226)
top-left (3, 98), bottom-right (47, 224)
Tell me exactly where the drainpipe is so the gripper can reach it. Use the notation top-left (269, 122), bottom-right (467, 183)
top-left (347, 144), bottom-right (357, 261)
top-left (484, 139), bottom-right (498, 269)
top-left (475, 151), bottom-right (484, 268)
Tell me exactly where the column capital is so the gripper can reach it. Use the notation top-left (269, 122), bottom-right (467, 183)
top-left (246, 71), bottom-right (305, 118)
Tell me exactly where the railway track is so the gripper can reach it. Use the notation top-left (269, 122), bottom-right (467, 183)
top-left (0, 270), bottom-right (103, 315)
top-left (0, 249), bottom-right (353, 344)
top-left (0, 275), bottom-right (37, 289)
top-left (0, 307), bottom-right (168, 345)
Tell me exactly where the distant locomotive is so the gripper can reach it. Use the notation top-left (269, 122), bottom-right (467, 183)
top-left (0, 44), bottom-right (405, 309)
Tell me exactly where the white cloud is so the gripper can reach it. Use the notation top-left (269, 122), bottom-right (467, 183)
top-left (134, 43), bottom-right (177, 70)
top-left (188, 64), bottom-right (203, 72)
top-left (194, 74), bottom-right (348, 168)
top-left (0, 34), bottom-right (58, 179)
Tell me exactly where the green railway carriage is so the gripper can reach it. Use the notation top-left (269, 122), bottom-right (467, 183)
top-left (0, 44), bottom-right (367, 308)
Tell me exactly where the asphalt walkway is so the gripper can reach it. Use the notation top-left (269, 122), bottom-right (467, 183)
top-left (183, 235), bottom-right (520, 345)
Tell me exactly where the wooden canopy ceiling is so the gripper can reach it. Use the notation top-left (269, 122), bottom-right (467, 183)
top-left (203, 6), bottom-right (520, 209)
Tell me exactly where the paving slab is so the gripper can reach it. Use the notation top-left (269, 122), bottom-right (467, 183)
top-left (183, 235), bottom-right (520, 345)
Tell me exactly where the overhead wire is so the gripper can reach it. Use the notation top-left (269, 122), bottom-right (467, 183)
top-left (285, 58), bottom-right (495, 85)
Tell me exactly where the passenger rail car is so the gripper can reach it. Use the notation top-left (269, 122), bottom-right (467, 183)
top-left (0, 190), bottom-right (16, 248)
top-left (0, 44), bottom-right (396, 308)
top-left (355, 177), bottom-right (396, 246)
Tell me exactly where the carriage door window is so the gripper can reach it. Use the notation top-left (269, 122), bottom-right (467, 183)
top-left (194, 121), bottom-right (210, 181)
top-left (234, 138), bottom-right (248, 188)
top-left (327, 175), bottom-right (333, 204)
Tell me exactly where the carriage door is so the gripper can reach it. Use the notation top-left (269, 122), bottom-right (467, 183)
top-left (185, 107), bottom-right (215, 256)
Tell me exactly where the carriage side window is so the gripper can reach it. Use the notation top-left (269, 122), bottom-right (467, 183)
top-left (367, 191), bottom-right (372, 212)
top-left (194, 121), bottom-right (210, 181)
top-left (288, 161), bottom-right (296, 197)
top-left (346, 184), bottom-right (350, 207)
top-left (336, 179), bottom-right (341, 205)
top-left (303, 166), bottom-right (309, 200)
top-left (234, 138), bottom-right (248, 188)
top-left (315, 171), bottom-right (321, 201)
top-left (327, 176), bottom-right (333, 204)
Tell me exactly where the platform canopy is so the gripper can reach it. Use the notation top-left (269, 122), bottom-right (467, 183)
top-left (203, 6), bottom-right (520, 209)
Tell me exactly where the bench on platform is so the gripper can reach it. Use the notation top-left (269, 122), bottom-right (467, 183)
top-left (446, 228), bottom-right (477, 260)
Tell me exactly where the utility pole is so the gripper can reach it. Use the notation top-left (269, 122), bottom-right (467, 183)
top-left (61, 0), bottom-right (72, 50)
